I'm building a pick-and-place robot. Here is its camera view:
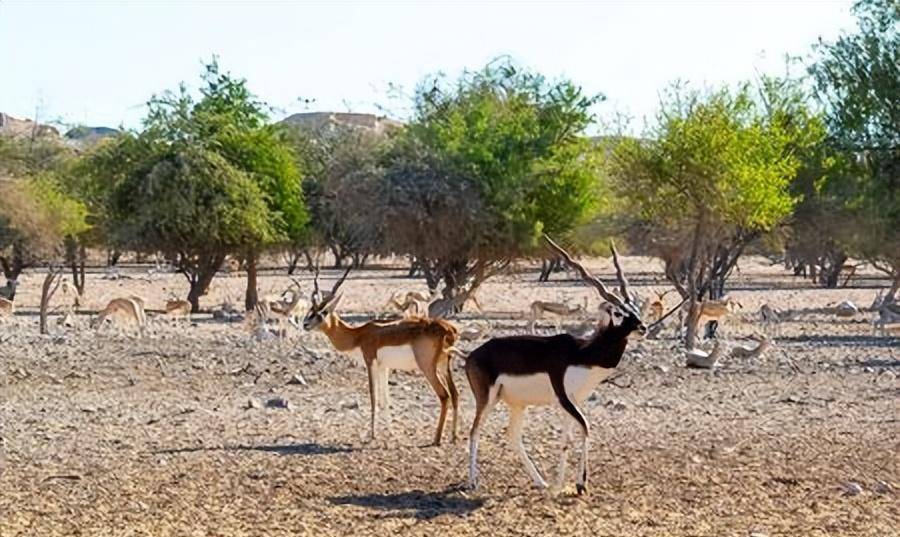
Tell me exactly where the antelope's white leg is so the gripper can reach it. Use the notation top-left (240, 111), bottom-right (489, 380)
top-left (508, 405), bottom-right (548, 489)
top-left (553, 418), bottom-right (575, 489)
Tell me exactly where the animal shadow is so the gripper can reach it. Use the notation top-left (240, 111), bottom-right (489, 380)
top-left (329, 486), bottom-right (483, 519)
top-left (155, 442), bottom-right (354, 456)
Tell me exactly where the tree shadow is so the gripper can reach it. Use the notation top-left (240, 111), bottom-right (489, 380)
top-left (777, 334), bottom-right (900, 348)
top-left (329, 485), bottom-right (483, 519)
top-left (154, 442), bottom-right (354, 456)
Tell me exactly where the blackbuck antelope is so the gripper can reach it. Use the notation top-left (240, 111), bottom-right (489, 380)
top-left (527, 297), bottom-right (588, 334)
top-left (302, 267), bottom-right (460, 445)
top-left (92, 297), bottom-right (147, 336)
top-left (465, 236), bottom-right (646, 493)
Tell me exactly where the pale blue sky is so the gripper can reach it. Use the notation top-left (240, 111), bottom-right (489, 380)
top-left (1, 1), bottom-right (854, 131)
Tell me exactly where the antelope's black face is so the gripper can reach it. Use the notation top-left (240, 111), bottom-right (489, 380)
top-left (605, 303), bottom-right (647, 338)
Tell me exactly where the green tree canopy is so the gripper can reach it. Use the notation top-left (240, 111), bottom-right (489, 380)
top-left (83, 61), bottom-right (307, 311)
top-left (610, 81), bottom-right (823, 344)
top-left (378, 61), bottom-right (603, 304)
top-left (809, 0), bottom-right (900, 296)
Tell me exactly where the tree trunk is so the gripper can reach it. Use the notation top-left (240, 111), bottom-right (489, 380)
top-left (1, 241), bottom-right (28, 299)
top-left (285, 251), bottom-right (300, 275)
top-left (819, 251), bottom-right (846, 288)
top-left (185, 254), bottom-right (224, 313)
top-left (40, 269), bottom-right (62, 335)
top-left (108, 250), bottom-right (122, 267)
top-left (245, 251), bottom-right (258, 312)
top-left (538, 257), bottom-right (562, 282)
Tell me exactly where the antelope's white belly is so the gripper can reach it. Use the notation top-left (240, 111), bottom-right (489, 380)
top-left (375, 345), bottom-right (419, 371)
top-left (496, 366), bottom-right (613, 406)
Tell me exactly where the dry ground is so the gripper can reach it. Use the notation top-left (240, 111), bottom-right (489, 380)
top-left (1, 257), bottom-right (898, 536)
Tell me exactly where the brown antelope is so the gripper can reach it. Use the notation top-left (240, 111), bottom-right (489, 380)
top-left (729, 334), bottom-right (771, 359)
top-left (251, 280), bottom-right (306, 337)
top-left (641, 290), bottom-right (673, 324)
top-left (384, 290), bottom-right (434, 318)
top-left (164, 299), bottom-right (192, 321)
top-left (0, 296), bottom-right (13, 318)
top-left (464, 236), bottom-right (646, 493)
top-left (302, 267), bottom-right (460, 445)
top-left (92, 297), bottom-right (147, 336)
top-left (684, 340), bottom-right (723, 368)
top-left (681, 296), bottom-right (742, 338)
top-left (527, 297), bottom-right (587, 334)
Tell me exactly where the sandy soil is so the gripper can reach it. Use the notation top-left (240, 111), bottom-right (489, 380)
top-left (1, 257), bottom-right (897, 536)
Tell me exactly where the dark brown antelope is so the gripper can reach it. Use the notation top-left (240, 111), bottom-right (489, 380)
top-left (464, 236), bottom-right (646, 493)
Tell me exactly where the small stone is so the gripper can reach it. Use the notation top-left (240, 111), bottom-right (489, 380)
top-left (287, 373), bottom-right (307, 386)
top-left (246, 398), bottom-right (261, 410)
top-left (841, 481), bottom-right (863, 496)
top-left (655, 364), bottom-right (670, 374)
top-left (873, 480), bottom-right (892, 494)
top-left (340, 399), bottom-right (359, 410)
top-left (265, 397), bottom-right (291, 410)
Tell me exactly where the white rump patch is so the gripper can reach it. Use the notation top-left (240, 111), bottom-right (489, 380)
top-left (376, 345), bottom-right (418, 371)
top-left (497, 366), bottom-right (614, 407)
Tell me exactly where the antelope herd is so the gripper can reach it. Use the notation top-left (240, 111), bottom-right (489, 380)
top-left (1, 241), bottom-right (897, 494)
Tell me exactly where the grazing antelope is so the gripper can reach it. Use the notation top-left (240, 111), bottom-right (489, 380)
top-left (302, 267), bottom-right (460, 445)
top-left (527, 297), bottom-right (587, 334)
top-left (465, 236), bottom-right (646, 493)
top-left (92, 297), bottom-right (147, 336)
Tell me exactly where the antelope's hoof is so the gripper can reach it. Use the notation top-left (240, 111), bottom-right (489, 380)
top-left (576, 483), bottom-right (587, 496)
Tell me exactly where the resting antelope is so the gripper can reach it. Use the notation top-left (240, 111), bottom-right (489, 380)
top-left (92, 297), bottom-right (147, 336)
top-left (465, 236), bottom-right (646, 493)
top-left (527, 297), bottom-right (587, 334)
top-left (302, 267), bottom-right (460, 445)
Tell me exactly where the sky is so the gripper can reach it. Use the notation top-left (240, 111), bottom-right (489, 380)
top-left (0, 1), bottom-right (856, 133)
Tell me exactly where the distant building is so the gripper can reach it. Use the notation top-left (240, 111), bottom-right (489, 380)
top-left (280, 112), bottom-right (403, 135)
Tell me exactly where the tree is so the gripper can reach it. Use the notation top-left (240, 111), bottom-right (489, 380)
top-left (809, 0), bottom-right (900, 299)
top-left (83, 61), bottom-right (307, 312)
top-left (609, 82), bottom-right (820, 346)
top-left (378, 61), bottom-right (602, 308)
top-left (0, 134), bottom-right (86, 298)
top-left (291, 123), bottom-right (385, 269)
